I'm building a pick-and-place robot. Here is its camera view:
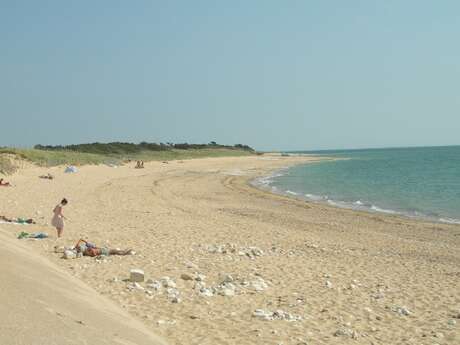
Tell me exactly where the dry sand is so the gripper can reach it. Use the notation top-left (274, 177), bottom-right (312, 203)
top-left (0, 222), bottom-right (167, 345)
top-left (0, 154), bottom-right (459, 345)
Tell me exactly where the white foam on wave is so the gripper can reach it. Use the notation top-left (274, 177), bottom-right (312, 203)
top-left (305, 193), bottom-right (327, 201)
top-left (354, 200), bottom-right (363, 206)
top-left (370, 205), bottom-right (398, 214)
top-left (439, 217), bottom-right (460, 225)
top-left (286, 190), bottom-right (298, 195)
top-left (251, 168), bottom-right (289, 188)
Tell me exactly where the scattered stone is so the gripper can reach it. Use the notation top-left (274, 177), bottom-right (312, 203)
top-left (217, 282), bottom-right (237, 296)
top-left (171, 296), bottom-right (181, 303)
top-left (160, 277), bottom-right (176, 288)
top-left (157, 319), bottom-right (176, 326)
top-left (199, 287), bottom-right (214, 297)
top-left (127, 282), bottom-right (144, 291)
top-left (146, 279), bottom-right (162, 291)
top-left (63, 250), bottom-right (76, 259)
top-left (194, 273), bottom-right (206, 281)
top-left (206, 244), bottom-right (263, 259)
top-left (248, 246), bottom-right (264, 257)
top-left (129, 269), bottom-right (145, 282)
top-left (184, 261), bottom-right (199, 269)
top-left (252, 309), bottom-right (301, 322)
top-left (325, 281), bottom-right (333, 289)
top-left (166, 287), bottom-right (180, 302)
top-left (207, 244), bottom-right (226, 254)
top-left (180, 273), bottom-right (194, 281)
top-left (334, 328), bottom-right (358, 339)
top-left (251, 277), bottom-right (269, 291)
top-left (218, 273), bottom-right (234, 284)
top-left (448, 319), bottom-right (457, 326)
top-left (392, 306), bottom-right (412, 316)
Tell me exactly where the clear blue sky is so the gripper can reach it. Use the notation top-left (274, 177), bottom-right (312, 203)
top-left (1, 1), bottom-right (459, 151)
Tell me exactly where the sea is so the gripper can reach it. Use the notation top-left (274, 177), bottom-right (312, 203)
top-left (254, 146), bottom-right (460, 224)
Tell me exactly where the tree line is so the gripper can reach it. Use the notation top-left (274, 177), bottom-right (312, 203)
top-left (33, 142), bottom-right (254, 155)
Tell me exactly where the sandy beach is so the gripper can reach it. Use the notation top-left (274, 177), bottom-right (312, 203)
top-left (1, 154), bottom-right (459, 345)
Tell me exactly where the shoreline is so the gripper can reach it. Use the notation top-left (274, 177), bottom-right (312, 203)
top-left (1, 155), bottom-right (459, 344)
top-left (250, 158), bottom-right (460, 226)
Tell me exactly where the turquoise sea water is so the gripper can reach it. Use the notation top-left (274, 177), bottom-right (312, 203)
top-left (256, 146), bottom-right (460, 224)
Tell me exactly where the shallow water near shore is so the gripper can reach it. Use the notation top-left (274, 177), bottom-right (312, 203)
top-left (256, 146), bottom-right (460, 224)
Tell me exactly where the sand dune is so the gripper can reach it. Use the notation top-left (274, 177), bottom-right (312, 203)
top-left (0, 155), bottom-right (459, 344)
top-left (0, 229), bottom-right (167, 345)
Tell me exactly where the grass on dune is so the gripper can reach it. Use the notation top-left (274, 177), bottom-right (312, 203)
top-left (0, 147), bottom-right (255, 172)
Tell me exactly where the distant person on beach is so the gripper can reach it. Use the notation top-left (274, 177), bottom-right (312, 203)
top-left (0, 178), bottom-right (11, 186)
top-left (52, 198), bottom-right (68, 238)
top-left (0, 215), bottom-right (35, 224)
top-left (39, 173), bottom-right (54, 180)
top-left (74, 239), bottom-right (133, 257)
top-left (135, 161), bottom-right (144, 169)
top-left (0, 215), bottom-right (12, 222)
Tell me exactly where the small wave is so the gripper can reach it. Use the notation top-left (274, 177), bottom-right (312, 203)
top-left (286, 190), bottom-right (298, 195)
top-left (370, 205), bottom-right (398, 214)
top-left (354, 200), bottom-right (363, 206)
top-left (252, 169), bottom-right (289, 187)
top-left (327, 199), bottom-right (341, 206)
top-left (439, 217), bottom-right (460, 225)
top-left (305, 193), bottom-right (327, 201)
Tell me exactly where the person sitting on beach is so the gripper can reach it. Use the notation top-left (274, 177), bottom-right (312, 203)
top-left (0, 215), bottom-right (13, 222)
top-left (0, 178), bottom-right (11, 186)
top-left (74, 239), bottom-right (133, 257)
top-left (0, 215), bottom-right (35, 224)
top-left (52, 198), bottom-right (68, 238)
top-left (39, 173), bottom-right (54, 180)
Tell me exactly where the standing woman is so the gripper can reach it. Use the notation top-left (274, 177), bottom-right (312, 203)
top-left (52, 198), bottom-right (68, 238)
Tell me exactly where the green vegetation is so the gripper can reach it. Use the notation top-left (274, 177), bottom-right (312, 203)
top-left (0, 142), bottom-right (255, 172)
top-left (0, 155), bottom-right (18, 175)
top-left (34, 141), bottom-right (254, 155)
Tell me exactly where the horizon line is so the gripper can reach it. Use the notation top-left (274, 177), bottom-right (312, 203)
top-left (280, 143), bottom-right (460, 153)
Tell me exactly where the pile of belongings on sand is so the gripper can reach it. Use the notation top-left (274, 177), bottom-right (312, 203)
top-left (64, 166), bottom-right (78, 173)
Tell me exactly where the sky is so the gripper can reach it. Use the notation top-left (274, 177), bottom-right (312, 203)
top-left (1, 1), bottom-right (459, 151)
